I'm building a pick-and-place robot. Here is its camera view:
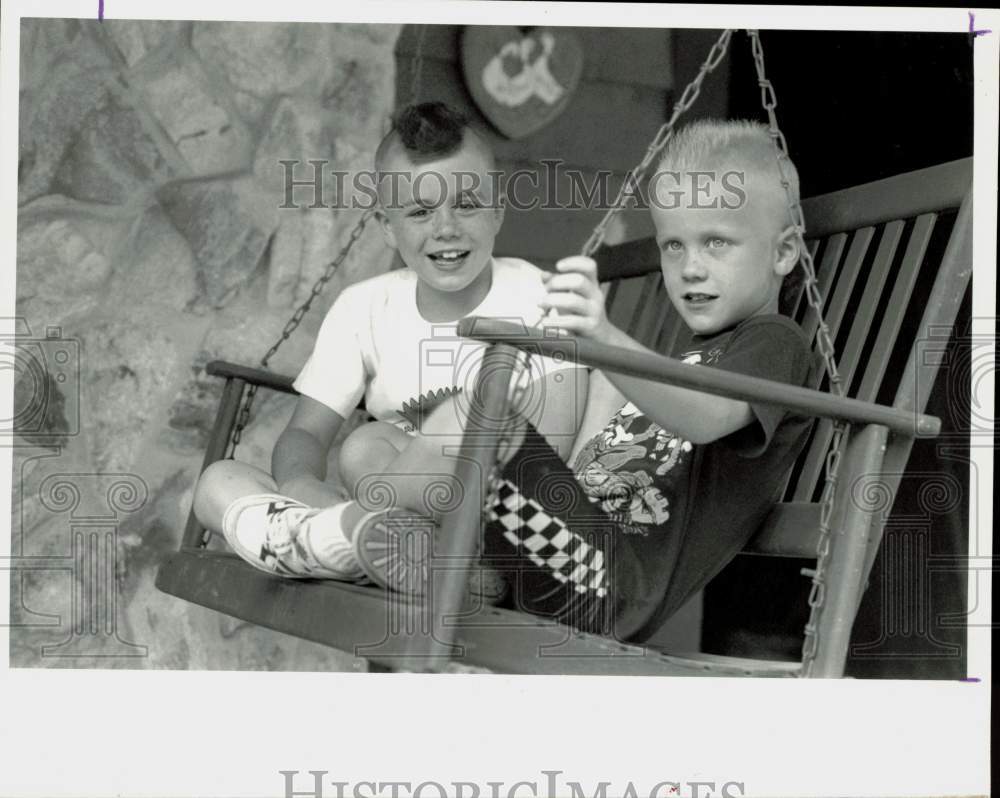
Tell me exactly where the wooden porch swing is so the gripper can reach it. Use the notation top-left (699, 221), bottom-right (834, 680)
top-left (155, 29), bottom-right (973, 677)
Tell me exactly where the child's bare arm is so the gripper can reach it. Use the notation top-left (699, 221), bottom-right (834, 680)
top-left (272, 395), bottom-right (347, 507)
top-left (540, 256), bottom-right (753, 444)
top-left (530, 363), bottom-right (589, 460)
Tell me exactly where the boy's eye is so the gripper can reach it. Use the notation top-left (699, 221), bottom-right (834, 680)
top-left (662, 240), bottom-right (683, 253)
top-left (408, 207), bottom-right (431, 218)
top-left (707, 237), bottom-right (728, 248)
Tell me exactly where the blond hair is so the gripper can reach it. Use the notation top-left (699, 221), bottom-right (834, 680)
top-left (657, 118), bottom-right (800, 212)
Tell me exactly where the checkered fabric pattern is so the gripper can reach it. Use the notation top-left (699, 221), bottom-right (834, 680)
top-left (487, 479), bottom-right (607, 598)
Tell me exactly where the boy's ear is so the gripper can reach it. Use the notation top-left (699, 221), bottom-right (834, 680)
top-left (375, 209), bottom-right (397, 250)
top-left (774, 224), bottom-right (800, 277)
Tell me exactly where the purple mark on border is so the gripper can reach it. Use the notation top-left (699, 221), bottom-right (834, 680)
top-left (969, 11), bottom-right (992, 37)
top-left (98, 0), bottom-right (104, 21)
top-left (961, 677), bottom-right (981, 682)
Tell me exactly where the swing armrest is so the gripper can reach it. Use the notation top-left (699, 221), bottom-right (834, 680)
top-left (206, 360), bottom-right (297, 394)
top-left (457, 318), bottom-right (941, 438)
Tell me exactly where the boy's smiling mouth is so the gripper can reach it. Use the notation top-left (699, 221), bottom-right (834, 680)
top-left (683, 291), bottom-right (718, 306)
top-left (427, 249), bottom-right (471, 266)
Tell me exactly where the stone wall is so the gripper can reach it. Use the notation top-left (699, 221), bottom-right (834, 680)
top-left (11, 18), bottom-right (401, 670)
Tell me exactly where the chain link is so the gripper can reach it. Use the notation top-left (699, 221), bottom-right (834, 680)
top-left (481, 346), bottom-right (538, 513)
top-left (227, 23), bottom-right (430, 457)
top-left (746, 30), bottom-right (843, 400)
top-left (228, 208), bottom-right (376, 456)
top-left (746, 29), bottom-right (850, 676)
top-left (581, 29), bottom-right (734, 258)
top-left (485, 30), bottom-right (735, 516)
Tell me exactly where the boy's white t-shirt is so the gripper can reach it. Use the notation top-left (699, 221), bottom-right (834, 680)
top-left (294, 257), bottom-right (571, 428)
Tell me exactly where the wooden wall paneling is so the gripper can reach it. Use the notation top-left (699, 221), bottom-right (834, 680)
top-left (395, 24), bottom-right (461, 60)
top-left (400, 57), bottom-right (670, 174)
top-left (497, 203), bottom-right (655, 264)
top-left (397, 24), bottom-right (673, 89)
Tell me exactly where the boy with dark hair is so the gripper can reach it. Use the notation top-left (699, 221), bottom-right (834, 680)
top-left (192, 102), bottom-right (584, 586)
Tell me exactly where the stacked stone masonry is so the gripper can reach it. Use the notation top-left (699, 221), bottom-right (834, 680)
top-left (12, 18), bottom-right (401, 670)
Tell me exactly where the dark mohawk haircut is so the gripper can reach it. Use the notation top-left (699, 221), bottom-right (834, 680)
top-left (378, 101), bottom-right (471, 166)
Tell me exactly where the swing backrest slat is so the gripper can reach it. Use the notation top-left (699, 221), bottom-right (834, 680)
top-left (798, 233), bottom-right (847, 343)
top-left (632, 273), bottom-right (669, 345)
top-left (789, 210), bottom-right (963, 503)
top-left (855, 213), bottom-right (937, 403)
top-left (840, 219), bottom-right (905, 390)
top-left (792, 220), bottom-right (905, 502)
top-left (812, 226), bottom-right (875, 371)
top-left (784, 239), bottom-right (821, 322)
top-left (801, 158), bottom-right (970, 237)
top-left (606, 274), bottom-right (649, 334)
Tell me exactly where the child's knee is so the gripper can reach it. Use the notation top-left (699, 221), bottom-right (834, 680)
top-left (193, 460), bottom-right (276, 530)
top-left (193, 460), bottom-right (234, 510)
top-left (339, 422), bottom-right (410, 493)
top-left (338, 432), bottom-right (367, 491)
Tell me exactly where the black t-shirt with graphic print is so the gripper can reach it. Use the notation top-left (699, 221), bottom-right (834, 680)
top-left (648, 314), bottom-right (815, 637)
top-left (489, 313), bottom-right (815, 643)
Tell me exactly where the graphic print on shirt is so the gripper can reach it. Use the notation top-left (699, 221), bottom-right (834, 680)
top-left (396, 386), bottom-right (464, 433)
top-left (571, 350), bottom-right (707, 536)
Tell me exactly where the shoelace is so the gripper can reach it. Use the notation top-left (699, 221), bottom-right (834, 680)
top-left (264, 504), bottom-right (317, 557)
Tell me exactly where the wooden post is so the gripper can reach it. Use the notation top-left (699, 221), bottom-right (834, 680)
top-left (809, 423), bottom-right (890, 678)
top-left (399, 344), bottom-right (516, 670)
top-left (859, 190), bottom-right (974, 588)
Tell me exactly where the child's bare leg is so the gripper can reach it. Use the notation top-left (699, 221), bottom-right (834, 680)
top-left (359, 396), bottom-right (526, 520)
top-left (192, 459), bottom-right (366, 580)
top-left (346, 398), bottom-right (513, 599)
top-left (339, 421), bottom-right (413, 503)
top-left (193, 459), bottom-right (278, 535)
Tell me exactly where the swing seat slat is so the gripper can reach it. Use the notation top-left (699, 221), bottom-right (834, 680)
top-left (157, 157), bottom-right (972, 676)
top-left (155, 549), bottom-right (801, 676)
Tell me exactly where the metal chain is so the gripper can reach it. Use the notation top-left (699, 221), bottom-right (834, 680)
top-left (481, 347), bottom-right (537, 514)
top-left (484, 30), bottom-right (734, 508)
top-left (747, 30), bottom-right (843, 399)
top-left (226, 24), bottom-right (428, 457)
top-left (483, 31), bottom-right (734, 519)
top-left (746, 29), bottom-right (849, 676)
top-left (581, 29), bottom-right (733, 258)
top-left (228, 208), bottom-right (376, 456)
top-left (799, 420), bottom-right (849, 672)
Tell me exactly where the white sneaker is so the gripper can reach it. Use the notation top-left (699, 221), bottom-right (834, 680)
top-left (221, 494), bottom-right (366, 581)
